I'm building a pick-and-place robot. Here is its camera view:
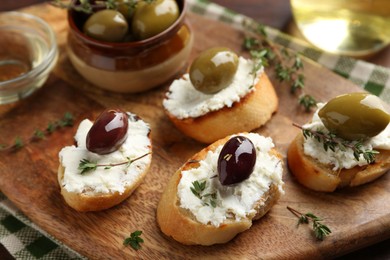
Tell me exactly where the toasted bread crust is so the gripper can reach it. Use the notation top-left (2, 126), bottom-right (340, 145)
top-left (58, 162), bottom-right (150, 212)
top-left (157, 135), bottom-right (282, 245)
top-left (287, 134), bottom-right (390, 192)
top-left (165, 72), bottom-right (278, 143)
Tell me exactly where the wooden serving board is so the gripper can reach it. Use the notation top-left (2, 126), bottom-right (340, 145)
top-left (0, 3), bottom-right (389, 259)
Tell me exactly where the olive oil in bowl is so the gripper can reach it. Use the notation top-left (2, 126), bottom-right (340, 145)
top-left (291, 0), bottom-right (390, 57)
top-left (0, 28), bottom-right (44, 82)
top-left (0, 12), bottom-right (58, 104)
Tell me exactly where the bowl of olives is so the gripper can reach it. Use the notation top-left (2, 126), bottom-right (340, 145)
top-left (66, 0), bottom-right (193, 93)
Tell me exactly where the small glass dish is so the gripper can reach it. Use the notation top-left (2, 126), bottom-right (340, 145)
top-left (0, 12), bottom-right (58, 105)
top-left (66, 0), bottom-right (193, 93)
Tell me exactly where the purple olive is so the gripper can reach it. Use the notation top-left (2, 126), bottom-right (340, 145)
top-left (86, 109), bottom-right (128, 154)
top-left (217, 136), bottom-right (256, 185)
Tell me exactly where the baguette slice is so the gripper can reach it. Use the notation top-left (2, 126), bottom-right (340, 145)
top-left (157, 134), bottom-right (283, 245)
top-left (165, 72), bottom-right (278, 143)
top-left (58, 162), bottom-right (150, 212)
top-left (287, 134), bottom-right (390, 192)
top-left (58, 113), bottom-right (152, 212)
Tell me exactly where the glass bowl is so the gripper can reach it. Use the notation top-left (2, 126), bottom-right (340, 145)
top-left (0, 12), bottom-right (58, 104)
top-left (66, 0), bottom-right (193, 93)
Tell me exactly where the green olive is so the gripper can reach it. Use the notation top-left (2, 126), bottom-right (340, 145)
top-left (117, 0), bottom-right (135, 20)
top-left (189, 47), bottom-right (239, 94)
top-left (83, 9), bottom-right (128, 42)
top-left (132, 0), bottom-right (179, 40)
top-left (318, 93), bottom-right (390, 140)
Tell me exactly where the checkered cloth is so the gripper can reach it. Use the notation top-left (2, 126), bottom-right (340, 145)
top-left (1, 0), bottom-right (389, 258)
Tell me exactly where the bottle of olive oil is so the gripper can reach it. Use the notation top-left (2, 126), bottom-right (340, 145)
top-left (290, 0), bottom-right (390, 57)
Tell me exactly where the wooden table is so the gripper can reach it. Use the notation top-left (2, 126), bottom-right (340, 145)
top-left (1, 0), bottom-right (389, 259)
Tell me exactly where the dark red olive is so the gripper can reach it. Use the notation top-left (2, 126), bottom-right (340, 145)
top-left (217, 136), bottom-right (256, 185)
top-left (86, 109), bottom-right (128, 154)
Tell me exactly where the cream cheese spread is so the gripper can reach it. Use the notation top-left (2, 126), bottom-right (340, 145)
top-left (59, 113), bottom-right (151, 194)
top-left (303, 103), bottom-right (390, 171)
top-left (177, 133), bottom-right (284, 227)
top-left (163, 57), bottom-right (264, 119)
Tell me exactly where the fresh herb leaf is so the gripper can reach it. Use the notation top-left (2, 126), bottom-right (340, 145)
top-left (298, 94), bottom-right (317, 112)
top-left (78, 153), bottom-right (150, 175)
top-left (61, 112), bottom-right (74, 126)
top-left (123, 230), bottom-right (144, 250)
top-left (46, 123), bottom-right (55, 133)
top-left (287, 206), bottom-right (331, 241)
top-left (190, 180), bottom-right (217, 208)
top-left (293, 56), bottom-right (303, 69)
top-left (294, 123), bottom-right (378, 164)
top-left (14, 137), bottom-right (24, 149)
top-left (242, 20), bottom-right (317, 111)
top-left (291, 74), bottom-right (305, 93)
top-left (51, 0), bottom-right (93, 13)
top-left (51, 0), bottom-right (143, 15)
top-left (46, 112), bottom-right (74, 132)
top-left (190, 180), bottom-right (205, 199)
top-left (0, 112), bottom-right (74, 152)
top-left (78, 159), bottom-right (98, 175)
top-left (33, 129), bottom-right (45, 140)
top-left (313, 221), bottom-right (332, 240)
top-left (209, 198), bottom-right (217, 208)
top-left (298, 215), bottom-right (309, 225)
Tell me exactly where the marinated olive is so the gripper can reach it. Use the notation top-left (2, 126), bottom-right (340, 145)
top-left (132, 0), bottom-right (179, 40)
top-left (318, 93), bottom-right (390, 140)
top-left (83, 9), bottom-right (128, 42)
top-left (217, 136), bottom-right (256, 185)
top-left (86, 109), bottom-right (129, 154)
top-left (189, 47), bottom-right (239, 94)
top-left (117, 0), bottom-right (135, 20)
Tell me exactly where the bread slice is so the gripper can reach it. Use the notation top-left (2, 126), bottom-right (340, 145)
top-left (57, 162), bottom-right (150, 212)
top-left (165, 72), bottom-right (278, 143)
top-left (58, 115), bottom-right (152, 212)
top-left (287, 134), bottom-right (390, 192)
top-left (157, 134), bottom-right (283, 245)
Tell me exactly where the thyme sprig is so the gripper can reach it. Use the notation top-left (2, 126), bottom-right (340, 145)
top-left (123, 230), bottom-right (144, 250)
top-left (243, 20), bottom-right (317, 111)
top-left (78, 152), bottom-right (150, 174)
top-left (293, 123), bottom-right (378, 164)
top-left (287, 206), bottom-right (332, 241)
top-left (190, 180), bottom-right (217, 208)
top-left (0, 112), bottom-right (74, 152)
top-left (51, 0), bottom-right (138, 15)
top-left (299, 94), bottom-right (317, 111)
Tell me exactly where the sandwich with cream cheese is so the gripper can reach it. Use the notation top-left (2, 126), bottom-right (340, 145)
top-left (58, 109), bottom-right (152, 211)
top-left (163, 47), bottom-right (278, 143)
top-left (287, 93), bottom-right (390, 192)
top-left (157, 132), bottom-right (284, 245)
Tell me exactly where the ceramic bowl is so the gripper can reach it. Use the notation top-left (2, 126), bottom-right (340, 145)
top-left (66, 0), bottom-right (193, 93)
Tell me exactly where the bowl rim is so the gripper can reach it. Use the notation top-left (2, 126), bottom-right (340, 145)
top-left (67, 0), bottom-right (187, 49)
top-left (0, 11), bottom-right (58, 88)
